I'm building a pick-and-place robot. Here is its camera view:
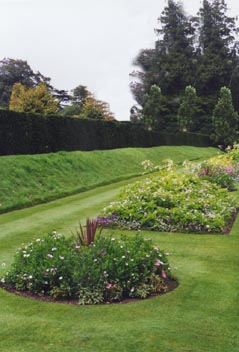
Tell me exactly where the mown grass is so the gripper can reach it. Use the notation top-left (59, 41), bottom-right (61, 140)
top-left (0, 173), bottom-right (238, 352)
top-left (0, 146), bottom-right (219, 213)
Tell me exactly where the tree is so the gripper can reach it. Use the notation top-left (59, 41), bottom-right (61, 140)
top-left (131, 0), bottom-right (196, 109)
top-left (9, 83), bottom-right (58, 114)
top-left (177, 86), bottom-right (200, 131)
top-left (80, 95), bottom-right (115, 121)
top-left (212, 86), bottom-right (238, 145)
top-left (195, 0), bottom-right (239, 111)
top-left (60, 85), bottom-right (91, 117)
top-left (0, 58), bottom-right (52, 108)
top-left (142, 85), bottom-right (169, 129)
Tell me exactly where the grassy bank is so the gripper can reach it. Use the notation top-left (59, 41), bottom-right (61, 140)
top-left (0, 146), bottom-right (219, 213)
top-left (0, 175), bottom-right (238, 352)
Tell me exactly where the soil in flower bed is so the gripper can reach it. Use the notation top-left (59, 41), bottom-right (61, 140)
top-left (1, 278), bottom-right (178, 305)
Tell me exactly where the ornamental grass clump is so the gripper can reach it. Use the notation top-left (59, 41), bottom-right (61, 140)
top-left (104, 169), bottom-right (237, 233)
top-left (1, 229), bottom-right (171, 304)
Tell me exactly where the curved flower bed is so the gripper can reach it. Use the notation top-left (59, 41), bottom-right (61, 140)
top-left (1, 231), bottom-right (171, 305)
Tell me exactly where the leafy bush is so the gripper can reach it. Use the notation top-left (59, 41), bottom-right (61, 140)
top-left (1, 231), bottom-right (170, 304)
top-left (104, 169), bottom-right (237, 233)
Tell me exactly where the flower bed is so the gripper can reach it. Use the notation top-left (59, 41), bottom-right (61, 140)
top-left (1, 231), bottom-right (171, 304)
top-left (103, 164), bottom-right (238, 233)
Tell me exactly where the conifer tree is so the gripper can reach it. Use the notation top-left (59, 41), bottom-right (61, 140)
top-left (196, 0), bottom-right (239, 111)
top-left (131, 0), bottom-right (196, 109)
top-left (142, 85), bottom-right (168, 129)
top-left (178, 86), bottom-right (199, 132)
top-left (212, 86), bottom-right (238, 145)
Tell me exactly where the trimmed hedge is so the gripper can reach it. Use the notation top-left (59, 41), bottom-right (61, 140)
top-left (0, 110), bottom-right (212, 155)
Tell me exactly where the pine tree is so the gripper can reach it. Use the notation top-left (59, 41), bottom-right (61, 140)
top-left (196, 0), bottom-right (239, 111)
top-left (212, 86), bottom-right (238, 145)
top-left (178, 86), bottom-right (199, 132)
top-left (130, 0), bottom-right (196, 109)
top-left (142, 85), bottom-right (169, 129)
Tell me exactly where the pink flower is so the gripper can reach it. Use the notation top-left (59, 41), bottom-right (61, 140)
top-left (161, 270), bottom-right (167, 279)
top-left (106, 282), bottom-right (112, 289)
top-left (153, 246), bottom-right (159, 251)
top-left (225, 166), bottom-right (233, 174)
top-left (155, 259), bottom-right (164, 266)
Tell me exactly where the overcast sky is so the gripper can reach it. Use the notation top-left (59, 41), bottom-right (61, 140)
top-left (1, 0), bottom-right (239, 120)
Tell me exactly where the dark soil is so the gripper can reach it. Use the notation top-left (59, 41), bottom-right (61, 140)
top-left (1, 278), bottom-right (178, 305)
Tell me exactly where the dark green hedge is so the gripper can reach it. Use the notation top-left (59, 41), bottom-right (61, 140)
top-left (0, 110), bottom-right (212, 155)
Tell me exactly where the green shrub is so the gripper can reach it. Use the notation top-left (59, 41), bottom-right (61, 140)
top-left (1, 231), bottom-right (170, 304)
top-left (104, 169), bottom-right (237, 233)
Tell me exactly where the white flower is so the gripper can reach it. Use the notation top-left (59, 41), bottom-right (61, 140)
top-left (59, 256), bottom-right (64, 260)
top-left (29, 275), bottom-right (32, 279)
top-left (47, 254), bottom-right (54, 259)
top-left (59, 276), bottom-right (63, 280)
top-left (1, 263), bottom-right (6, 268)
top-left (51, 248), bottom-right (57, 252)
top-left (122, 256), bottom-right (126, 259)
top-left (1, 278), bottom-right (5, 283)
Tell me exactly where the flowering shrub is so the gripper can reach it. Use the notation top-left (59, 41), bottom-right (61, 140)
top-left (1, 232), bottom-right (171, 304)
top-left (198, 150), bottom-right (239, 191)
top-left (104, 169), bottom-right (237, 233)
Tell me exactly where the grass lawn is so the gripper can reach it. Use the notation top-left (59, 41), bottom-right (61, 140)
top-left (0, 174), bottom-right (238, 352)
top-left (0, 146), bottom-right (219, 213)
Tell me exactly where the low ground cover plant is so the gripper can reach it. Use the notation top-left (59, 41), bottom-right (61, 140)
top-left (103, 154), bottom-right (238, 233)
top-left (1, 227), bottom-right (171, 304)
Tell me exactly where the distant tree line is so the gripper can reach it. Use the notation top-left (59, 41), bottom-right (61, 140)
top-left (0, 58), bottom-right (115, 121)
top-left (130, 0), bottom-right (239, 145)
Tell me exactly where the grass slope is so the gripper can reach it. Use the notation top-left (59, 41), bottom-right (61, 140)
top-left (0, 175), bottom-right (238, 352)
top-left (0, 146), bottom-right (219, 213)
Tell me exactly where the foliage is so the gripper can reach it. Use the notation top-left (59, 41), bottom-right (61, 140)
top-left (130, 0), bottom-right (195, 108)
top-left (197, 146), bottom-right (239, 190)
top-left (142, 85), bottom-right (169, 129)
top-left (80, 95), bottom-right (115, 121)
top-left (0, 109), bottom-right (212, 157)
top-left (177, 86), bottom-right (200, 132)
top-left (196, 0), bottom-right (239, 111)
top-left (9, 83), bottom-right (59, 114)
top-left (130, 0), bottom-right (239, 118)
top-left (0, 58), bottom-right (52, 108)
top-left (1, 232), bottom-right (171, 304)
top-left (60, 85), bottom-right (115, 120)
top-left (212, 87), bottom-right (238, 145)
top-left (72, 218), bottom-right (102, 247)
top-left (104, 164), bottom-right (237, 233)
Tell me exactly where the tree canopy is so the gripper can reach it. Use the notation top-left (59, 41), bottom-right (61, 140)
top-left (9, 83), bottom-right (58, 114)
top-left (130, 0), bottom-right (239, 116)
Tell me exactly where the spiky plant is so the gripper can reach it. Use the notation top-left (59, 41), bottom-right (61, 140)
top-left (73, 217), bottom-right (102, 247)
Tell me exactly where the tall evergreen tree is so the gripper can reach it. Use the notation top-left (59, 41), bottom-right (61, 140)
top-left (130, 0), bottom-right (196, 109)
top-left (212, 86), bottom-right (238, 145)
top-left (177, 86), bottom-right (199, 132)
top-left (195, 0), bottom-right (239, 111)
top-left (142, 85), bottom-right (169, 129)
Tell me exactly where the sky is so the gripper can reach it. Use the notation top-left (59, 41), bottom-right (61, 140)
top-left (0, 0), bottom-right (239, 120)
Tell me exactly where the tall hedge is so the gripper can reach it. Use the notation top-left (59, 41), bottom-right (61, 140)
top-left (0, 110), bottom-right (212, 155)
